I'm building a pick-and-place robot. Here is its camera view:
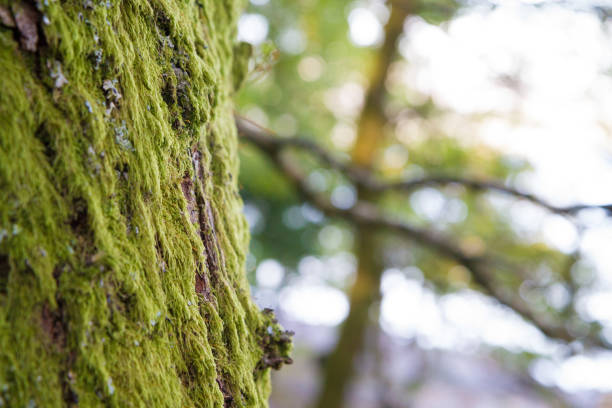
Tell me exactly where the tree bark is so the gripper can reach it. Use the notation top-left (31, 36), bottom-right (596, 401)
top-left (0, 1), bottom-right (286, 406)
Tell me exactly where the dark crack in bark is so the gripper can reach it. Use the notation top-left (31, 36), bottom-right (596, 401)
top-left (198, 198), bottom-right (220, 278)
top-left (181, 146), bottom-right (224, 300)
top-left (190, 145), bottom-right (223, 281)
top-left (194, 260), bottom-right (212, 301)
top-left (42, 268), bottom-right (79, 406)
top-left (216, 376), bottom-right (234, 408)
top-left (180, 175), bottom-right (199, 226)
top-left (0, 254), bottom-right (8, 296)
top-left (41, 301), bottom-right (66, 348)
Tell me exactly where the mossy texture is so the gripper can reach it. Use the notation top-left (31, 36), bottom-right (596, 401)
top-left (0, 0), bottom-right (284, 406)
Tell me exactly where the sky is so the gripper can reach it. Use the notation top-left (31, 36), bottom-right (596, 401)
top-left (240, 0), bottom-right (612, 394)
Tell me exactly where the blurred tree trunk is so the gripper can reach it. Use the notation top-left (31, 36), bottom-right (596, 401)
top-left (314, 5), bottom-right (410, 408)
top-left (0, 1), bottom-right (287, 407)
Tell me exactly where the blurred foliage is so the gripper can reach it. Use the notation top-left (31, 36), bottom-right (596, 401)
top-left (234, 0), bottom-right (600, 384)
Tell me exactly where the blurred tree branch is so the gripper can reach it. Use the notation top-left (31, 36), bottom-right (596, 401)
top-left (236, 115), bottom-right (612, 217)
top-left (236, 114), bottom-right (610, 350)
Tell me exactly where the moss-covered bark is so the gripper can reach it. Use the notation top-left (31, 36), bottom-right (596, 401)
top-left (0, 0), bottom-right (288, 406)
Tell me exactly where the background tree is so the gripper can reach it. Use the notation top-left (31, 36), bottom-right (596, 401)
top-left (0, 0), bottom-right (290, 407)
top-left (235, 0), bottom-right (612, 406)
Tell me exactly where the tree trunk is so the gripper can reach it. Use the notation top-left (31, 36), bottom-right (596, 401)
top-left (0, 1), bottom-right (287, 406)
top-left (314, 5), bottom-right (409, 408)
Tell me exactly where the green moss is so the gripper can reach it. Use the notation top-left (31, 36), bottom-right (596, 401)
top-left (0, 0), bottom-right (287, 406)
